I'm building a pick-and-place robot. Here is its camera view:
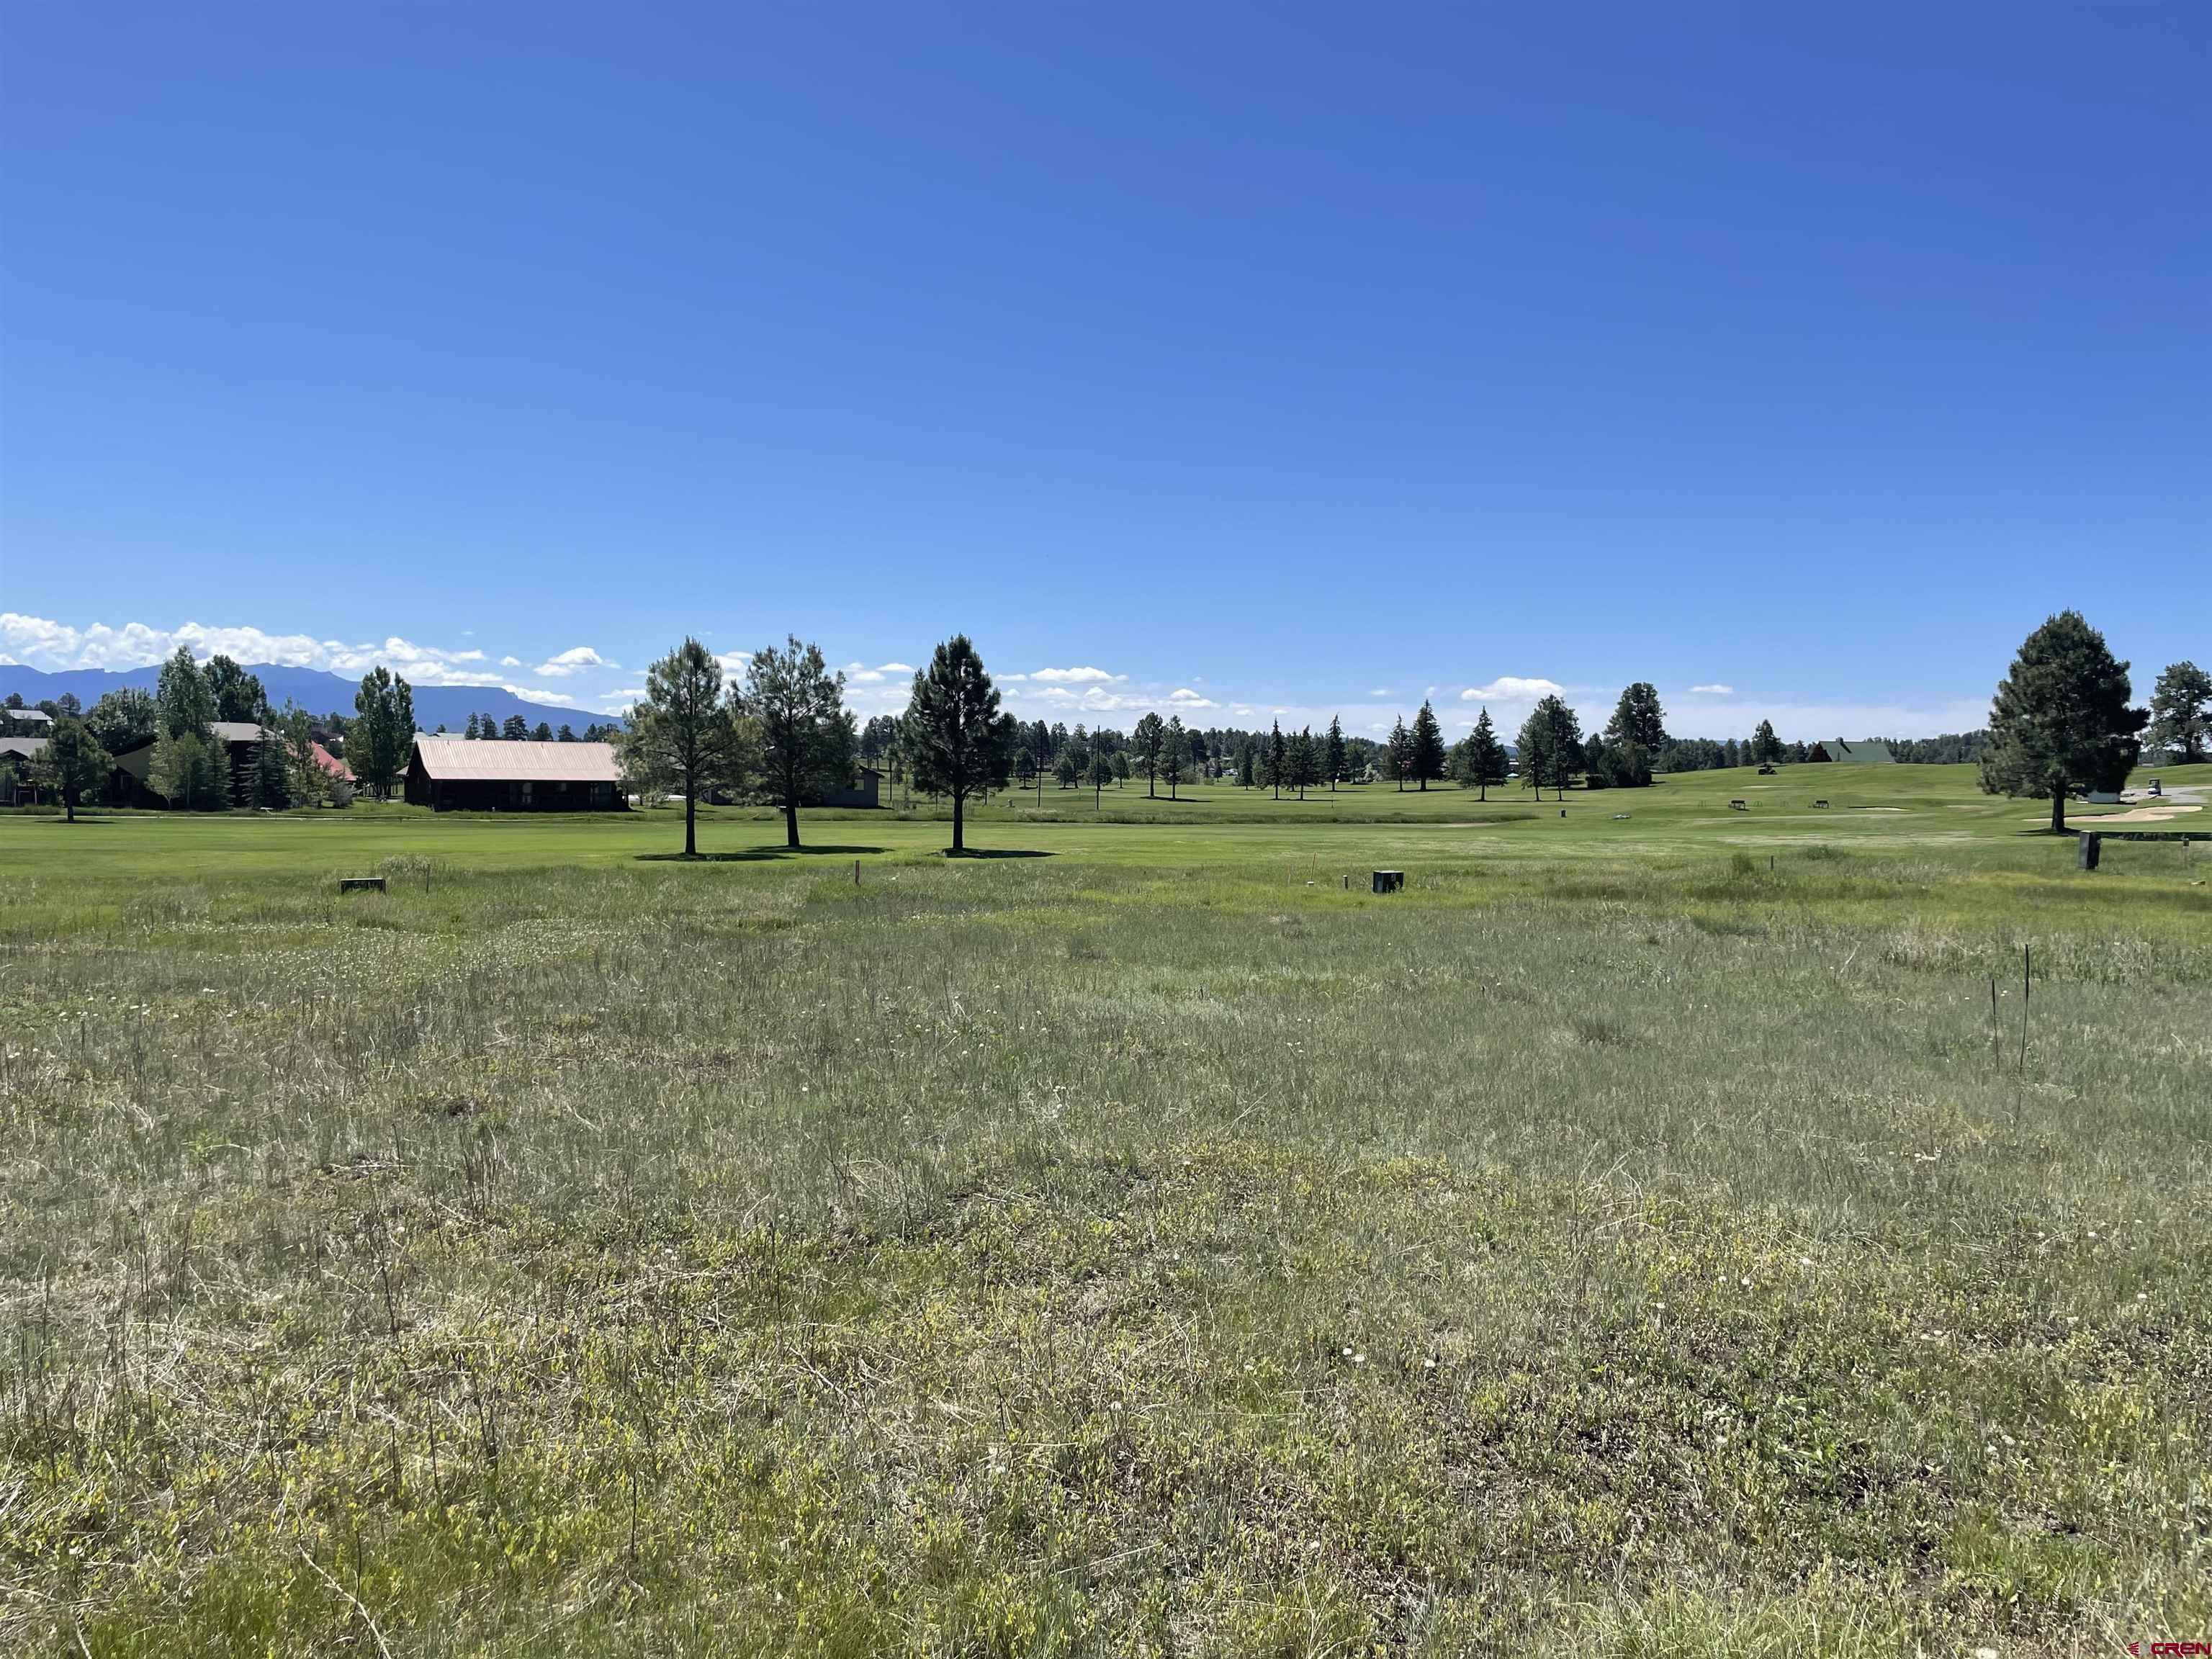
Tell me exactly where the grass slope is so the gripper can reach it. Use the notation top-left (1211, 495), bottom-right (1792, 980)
top-left (1, 763), bottom-right (2207, 1655)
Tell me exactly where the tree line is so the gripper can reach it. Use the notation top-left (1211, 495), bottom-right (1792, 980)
top-left (621, 632), bottom-right (1018, 855)
top-left (8, 623), bottom-right (2204, 830)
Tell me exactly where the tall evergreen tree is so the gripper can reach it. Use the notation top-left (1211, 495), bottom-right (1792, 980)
top-left (1606, 683), bottom-right (1668, 753)
top-left (1132, 713), bottom-right (1166, 799)
top-left (2148, 661), bottom-right (2211, 763)
top-left (1749, 720), bottom-right (1784, 765)
top-left (1267, 719), bottom-right (1287, 799)
top-left (903, 635), bottom-right (1019, 854)
top-left (464, 712), bottom-right (480, 739)
top-left (1387, 716), bottom-right (1411, 791)
top-left (247, 725), bottom-right (289, 809)
top-left (1282, 729), bottom-right (1309, 801)
top-left (1517, 695), bottom-right (1583, 799)
top-left (1408, 701), bottom-right (1447, 791)
top-left (622, 639), bottom-right (749, 856)
top-left (1452, 707), bottom-right (1510, 799)
top-left (1161, 716), bottom-right (1187, 799)
top-left (740, 636), bottom-right (856, 850)
top-left (1324, 715), bottom-right (1346, 791)
top-left (501, 714), bottom-right (529, 741)
top-left (1980, 611), bottom-right (2146, 833)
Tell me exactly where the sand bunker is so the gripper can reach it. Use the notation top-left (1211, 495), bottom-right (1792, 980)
top-left (2080, 801), bottom-right (2203, 826)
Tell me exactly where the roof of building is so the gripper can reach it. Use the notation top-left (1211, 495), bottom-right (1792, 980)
top-left (212, 721), bottom-right (269, 744)
top-left (4, 708), bottom-right (53, 725)
top-left (1823, 738), bottom-right (1896, 764)
top-left (310, 741), bottom-right (353, 781)
top-left (410, 736), bottom-right (623, 783)
top-left (0, 736), bottom-right (48, 760)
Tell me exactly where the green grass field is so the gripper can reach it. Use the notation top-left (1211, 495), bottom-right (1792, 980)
top-left (2, 763), bottom-right (2208, 1655)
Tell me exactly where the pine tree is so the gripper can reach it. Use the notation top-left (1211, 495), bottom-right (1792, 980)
top-left (1606, 683), bottom-right (1668, 753)
top-left (1133, 713), bottom-right (1165, 798)
top-left (902, 635), bottom-right (1019, 854)
top-left (248, 727), bottom-right (289, 809)
top-left (1517, 695), bottom-right (1581, 799)
top-left (1325, 715), bottom-right (1345, 791)
top-left (741, 636), bottom-right (858, 850)
top-left (1408, 701), bottom-right (1446, 791)
top-left (1450, 707), bottom-right (1509, 799)
top-left (2148, 662), bottom-right (2211, 763)
top-left (621, 639), bottom-right (749, 855)
top-left (1267, 720), bottom-right (1286, 800)
top-left (1749, 720), bottom-right (1783, 765)
top-left (1161, 716), bottom-right (1187, 800)
top-left (1981, 611), bottom-right (2146, 833)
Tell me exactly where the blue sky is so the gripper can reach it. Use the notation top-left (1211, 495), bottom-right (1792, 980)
top-left (3, 4), bottom-right (2205, 740)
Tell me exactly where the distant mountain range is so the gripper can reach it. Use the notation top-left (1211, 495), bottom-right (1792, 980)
top-left (0, 662), bottom-right (615, 733)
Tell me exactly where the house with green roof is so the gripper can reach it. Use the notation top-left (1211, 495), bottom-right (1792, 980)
top-left (1809, 738), bottom-right (1895, 764)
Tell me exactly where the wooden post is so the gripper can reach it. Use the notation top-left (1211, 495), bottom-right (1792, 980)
top-left (2077, 832), bottom-right (2099, 870)
top-left (854, 859), bottom-right (860, 886)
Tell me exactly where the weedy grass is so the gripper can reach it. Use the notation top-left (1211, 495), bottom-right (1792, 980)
top-left (0, 763), bottom-right (2207, 1654)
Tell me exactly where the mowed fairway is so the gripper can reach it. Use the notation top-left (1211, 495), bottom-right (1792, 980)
top-left (2, 764), bottom-right (2208, 1655)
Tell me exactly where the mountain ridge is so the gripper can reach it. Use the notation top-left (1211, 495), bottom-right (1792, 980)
top-left (0, 662), bottom-right (616, 733)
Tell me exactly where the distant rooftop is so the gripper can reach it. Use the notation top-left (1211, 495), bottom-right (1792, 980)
top-left (1823, 738), bottom-right (1895, 764)
top-left (411, 736), bottom-right (622, 783)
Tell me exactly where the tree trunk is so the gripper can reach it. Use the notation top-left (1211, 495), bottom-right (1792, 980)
top-left (951, 788), bottom-right (965, 853)
top-left (2050, 788), bottom-right (2066, 835)
top-left (1419, 778), bottom-right (1427, 792)
top-left (65, 792), bottom-right (76, 823)
top-left (684, 788), bottom-right (697, 857)
top-left (785, 796), bottom-right (800, 850)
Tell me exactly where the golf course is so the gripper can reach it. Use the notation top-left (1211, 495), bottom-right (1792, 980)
top-left (3, 760), bottom-right (2207, 1654)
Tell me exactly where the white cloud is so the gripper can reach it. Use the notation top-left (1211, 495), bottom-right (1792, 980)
top-left (842, 660), bottom-right (914, 685)
top-left (1461, 676), bottom-right (1564, 703)
top-left (1367, 688), bottom-right (1393, 697)
top-left (500, 655), bottom-right (522, 667)
top-left (1167, 688), bottom-right (1217, 709)
top-left (0, 612), bottom-right (526, 689)
top-left (535, 646), bottom-right (613, 677)
top-left (1020, 665), bottom-right (1120, 684)
top-left (714, 650), bottom-right (752, 678)
top-left (511, 684), bottom-right (595, 708)
top-left (1689, 683), bottom-right (1735, 696)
